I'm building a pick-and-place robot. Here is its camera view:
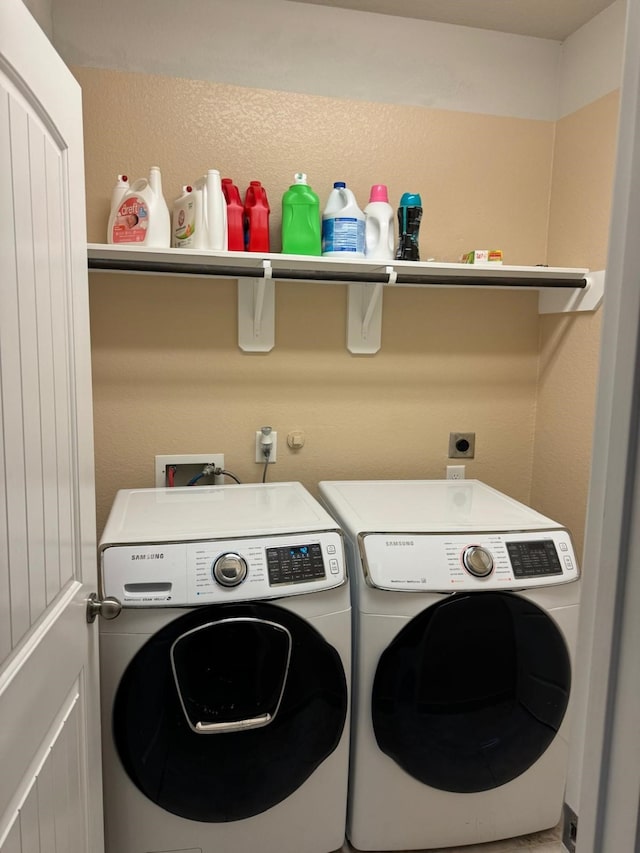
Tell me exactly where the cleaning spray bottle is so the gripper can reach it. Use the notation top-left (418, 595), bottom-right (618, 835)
top-left (108, 166), bottom-right (170, 248)
top-left (191, 169), bottom-right (228, 251)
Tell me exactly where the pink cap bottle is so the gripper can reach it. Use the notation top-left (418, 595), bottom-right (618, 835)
top-left (369, 184), bottom-right (390, 203)
top-left (364, 184), bottom-right (394, 260)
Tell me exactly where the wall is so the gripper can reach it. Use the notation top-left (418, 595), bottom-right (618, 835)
top-left (80, 68), bottom-right (550, 534)
top-left (51, 0), bottom-right (624, 540)
top-left (530, 3), bottom-right (624, 551)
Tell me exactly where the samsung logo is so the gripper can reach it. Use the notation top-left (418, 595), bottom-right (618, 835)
top-left (385, 540), bottom-right (415, 547)
top-left (131, 553), bottom-right (164, 561)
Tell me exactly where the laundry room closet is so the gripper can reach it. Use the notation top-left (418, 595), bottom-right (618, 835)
top-left (46, 0), bottom-right (624, 558)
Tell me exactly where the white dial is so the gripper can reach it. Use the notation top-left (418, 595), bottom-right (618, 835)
top-left (462, 545), bottom-right (494, 578)
top-left (212, 553), bottom-right (248, 587)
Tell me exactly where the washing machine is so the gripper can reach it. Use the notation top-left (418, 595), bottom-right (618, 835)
top-left (318, 479), bottom-right (580, 851)
top-left (98, 481), bottom-right (350, 853)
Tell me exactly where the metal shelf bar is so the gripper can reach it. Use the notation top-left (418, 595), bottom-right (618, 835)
top-left (88, 256), bottom-right (588, 290)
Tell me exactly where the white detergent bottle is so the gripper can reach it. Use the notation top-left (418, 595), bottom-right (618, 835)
top-left (192, 169), bottom-right (228, 251)
top-left (108, 165), bottom-right (170, 248)
top-left (172, 185), bottom-right (196, 248)
top-left (110, 174), bottom-right (130, 219)
top-left (364, 184), bottom-right (394, 260)
top-left (322, 181), bottom-right (365, 258)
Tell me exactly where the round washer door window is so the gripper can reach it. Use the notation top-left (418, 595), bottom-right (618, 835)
top-left (372, 592), bottom-right (571, 793)
top-left (112, 602), bottom-right (348, 822)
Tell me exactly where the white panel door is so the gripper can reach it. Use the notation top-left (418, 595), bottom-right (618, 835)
top-left (0, 1), bottom-right (104, 851)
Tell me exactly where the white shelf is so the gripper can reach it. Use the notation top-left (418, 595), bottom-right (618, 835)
top-left (87, 244), bottom-right (604, 354)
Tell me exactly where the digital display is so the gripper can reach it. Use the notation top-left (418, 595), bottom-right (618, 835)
top-left (506, 540), bottom-right (563, 578)
top-left (266, 543), bottom-right (326, 586)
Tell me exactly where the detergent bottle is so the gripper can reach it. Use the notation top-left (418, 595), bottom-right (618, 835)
top-left (364, 184), bottom-right (394, 260)
top-left (244, 180), bottom-right (271, 252)
top-left (322, 181), bottom-right (365, 258)
top-left (222, 178), bottom-right (245, 251)
top-left (108, 166), bottom-right (171, 248)
top-left (110, 174), bottom-right (129, 218)
top-left (191, 169), bottom-right (228, 251)
top-left (281, 173), bottom-right (321, 256)
top-left (172, 185), bottom-right (196, 248)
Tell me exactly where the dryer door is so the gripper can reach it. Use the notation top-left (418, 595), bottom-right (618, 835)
top-left (372, 592), bottom-right (571, 792)
top-left (112, 602), bottom-right (348, 821)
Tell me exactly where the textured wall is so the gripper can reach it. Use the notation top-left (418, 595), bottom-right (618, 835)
top-left (530, 91), bottom-right (619, 555)
top-left (78, 68), bottom-right (553, 536)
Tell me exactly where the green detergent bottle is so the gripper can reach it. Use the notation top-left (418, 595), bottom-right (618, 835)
top-left (281, 172), bottom-right (321, 256)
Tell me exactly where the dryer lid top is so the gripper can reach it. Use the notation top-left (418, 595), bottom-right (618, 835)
top-left (318, 479), bottom-right (563, 535)
top-left (100, 481), bottom-right (339, 545)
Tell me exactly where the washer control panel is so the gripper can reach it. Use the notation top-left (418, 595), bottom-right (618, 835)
top-left (360, 528), bottom-right (579, 592)
top-left (100, 530), bottom-right (345, 606)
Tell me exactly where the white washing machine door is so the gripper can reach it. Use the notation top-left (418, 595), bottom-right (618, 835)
top-left (372, 591), bottom-right (571, 792)
top-left (112, 601), bottom-right (348, 822)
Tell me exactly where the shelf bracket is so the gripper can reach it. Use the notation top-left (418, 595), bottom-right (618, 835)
top-left (237, 261), bottom-right (275, 352)
top-left (347, 266), bottom-right (395, 354)
top-left (538, 269), bottom-right (605, 314)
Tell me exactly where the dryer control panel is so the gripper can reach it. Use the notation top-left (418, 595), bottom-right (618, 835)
top-left (100, 530), bottom-right (346, 606)
top-left (360, 528), bottom-right (579, 592)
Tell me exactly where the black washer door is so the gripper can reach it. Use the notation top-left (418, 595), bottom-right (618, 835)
top-left (113, 602), bottom-right (348, 822)
top-left (372, 592), bottom-right (571, 793)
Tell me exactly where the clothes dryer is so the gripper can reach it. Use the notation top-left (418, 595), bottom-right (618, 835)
top-left (318, 479), bottom-right (579, 851)
top-left (98, 482), bottom-right (350, 853)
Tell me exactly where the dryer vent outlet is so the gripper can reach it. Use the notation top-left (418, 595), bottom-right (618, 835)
top-left (155, 454), bottom-right (225, 487)
top-left (448, 432), bottom-right (475, 458)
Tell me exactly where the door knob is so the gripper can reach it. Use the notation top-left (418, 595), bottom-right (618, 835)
top-left (86, 592), bottom-right (122, 623)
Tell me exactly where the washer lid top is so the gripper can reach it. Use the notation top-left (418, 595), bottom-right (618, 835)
top-left (318, 479), bottom-right (563, 535)
top-left (100, 481), bottom-right (339, 546)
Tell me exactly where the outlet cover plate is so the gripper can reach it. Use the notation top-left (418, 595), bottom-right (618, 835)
top-left (448, 432), bottom-right (475, 458)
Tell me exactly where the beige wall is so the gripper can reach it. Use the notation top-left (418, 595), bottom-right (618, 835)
top-left (531, 91), bottom-right (620, 554)
top-left (80, 68), bottom-right (559, 536)
top-left (79, 69), bottom-right (620, 550)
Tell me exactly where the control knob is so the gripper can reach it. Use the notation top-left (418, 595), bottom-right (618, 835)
top-left (213, 552), bottom-right (248, 587)
top-left (462, 545), bottom-right (494, 578)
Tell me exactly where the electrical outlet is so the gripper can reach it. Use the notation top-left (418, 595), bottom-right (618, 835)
top-left (446, 464), bottom-right (465, 480)
top-left (155, 454), bottom-right (225, 488)
top-left (255, 429), bottom-right (277, 463)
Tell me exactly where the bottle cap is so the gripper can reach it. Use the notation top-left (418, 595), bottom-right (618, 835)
top-left (294, 173), bottom-right (308, 184)
top-left (400, 192), bottom-right (422, 207)
top-left (369, 184), bottom-right (389, 203)
top-left (333, 181), bottom-right (346, 189)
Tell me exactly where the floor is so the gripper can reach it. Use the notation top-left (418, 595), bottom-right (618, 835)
top-left (340, 818), bottom-right (564, 852)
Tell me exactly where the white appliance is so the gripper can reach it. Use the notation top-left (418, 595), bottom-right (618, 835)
top-left (98, 482), bottom-right (351, 853)
top-left (318, 479), bottom-right (580, 851)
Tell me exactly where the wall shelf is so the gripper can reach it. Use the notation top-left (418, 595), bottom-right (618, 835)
top-left (87, 244), bottom-right (604, 354)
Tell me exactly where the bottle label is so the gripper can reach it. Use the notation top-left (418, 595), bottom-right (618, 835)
top-left (173, 199), bottom-right (196, 247)
top-left (322, 217), bottom-right (365, 254)
top-left (396, 205), bottom-right (422, 261)
top-left (112, 196), bottom-right (149, 243)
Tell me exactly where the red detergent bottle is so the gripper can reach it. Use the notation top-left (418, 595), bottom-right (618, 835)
top-left (221, 178), bottom-right (245, 251)
top-left (244, 180), bottom-right (271, 252)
